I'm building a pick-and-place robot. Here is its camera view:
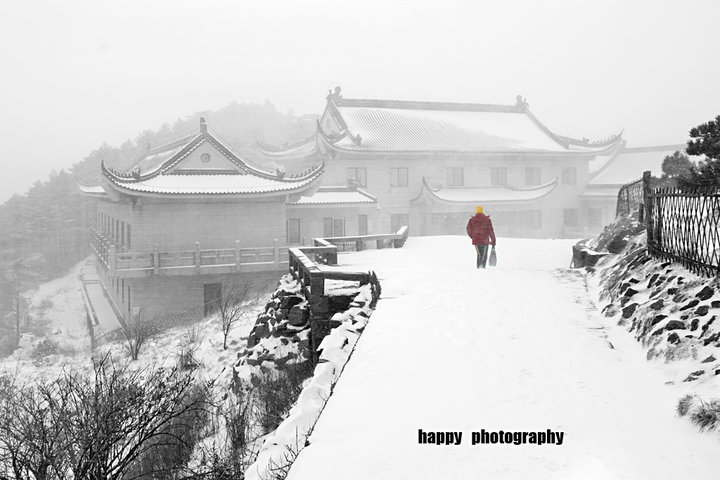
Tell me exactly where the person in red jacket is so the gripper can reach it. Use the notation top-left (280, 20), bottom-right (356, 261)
top-left (466, 206), bottom-right (496, 268)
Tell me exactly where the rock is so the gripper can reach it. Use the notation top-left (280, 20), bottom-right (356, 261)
top-left (702, 355), bottom-right (716, 363)
top-left (704, 332), bottom-right (720, 346)
top-left (628, 278), bottom-right (640, 284)
top-left (679, 299), bottom-right (700, 311)
top-left (691, 318), bottom-right (700, 331)
top-left (280, 294), bottom-right (305, 310)
top-left (712, 301), bottom-right (720, 309)
top-left (667, 332), bottom-right (681, 344)
top-left (695, 305), bottom-right (710, 316)
top-left (684, 370), bottom-right (705, 382)
top-left (673, 294), bottom-right (685, 303)
top-left (649, 299), bottom-right (664, 310)
top-left (651, 314), bottom-right (667, 326)
top-left (716, 369), bottom-right (720, 376)
top-left (667, 288), bottom-right (678, 295)
top-left (288, 304), bottom-right (309, 326)
top-left (275, 308), bottom-right (289, 321)
top-left (603, 304), bottom-right (619, 317)
top-left (665, 320), bottom-right (686, 330)
top-left (622, 303), bottom-right (638, 319)
top-left (647, 273), bottom-right (660, 288)
top-left (696, 286), bottom-right (715, 301)
top-left (624, 287), bottom-right (639, 298)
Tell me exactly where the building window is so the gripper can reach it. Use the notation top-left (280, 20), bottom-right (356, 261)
top-left (562, 167), bottom-right (577, 185)
top-left (588, 208), bottom-right (602, 227)
top-left (563, 209), bottom-right (579, 227)
top-left (491, 167), bottom-right (508, 186)
top-left (519, 210), bottom-right (542, 228)
top-left (391, 214), bottom-right (409, 233)
top-left (358, 215), bottom-right (368, 235)
top-left (287, 218), bottom-right (301, 244)
top-left (323, 217), bottom-right (345, 237)
top-left (390, 168), bottom-right (408, 187)
top-left (127, 225), bottom-right (131, 250)
top-left (525, 167), bottom-right (541, 186)
top-left (447, 167), bottom-right (464, 187)
top-left (347, 167), bottom-right (367, 187)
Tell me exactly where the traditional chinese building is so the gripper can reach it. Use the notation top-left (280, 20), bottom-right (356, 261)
top-left (79, 118), bottom-right (327, 321)
top-left (581, 143), bottom-right (686, 221)
top-left (258, 88), bottom-right (624, 239)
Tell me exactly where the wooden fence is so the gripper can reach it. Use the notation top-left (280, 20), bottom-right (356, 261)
top-left (619, 171), bottom-right (720, 277)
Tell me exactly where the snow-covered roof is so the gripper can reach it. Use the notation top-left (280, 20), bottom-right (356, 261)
top-left (589, 144), bottom-right (685, 186)
top-left (104, 172), bottom-right (322, 196)
top-left (257, 134), bottom-right (319, 160)
top-left (76, 182), bottom-right (107, 197)
top-left (316, 90), bottom-right (622, 155)
top-left (101, 118), bottom-right (324, 198)
top-left (418, 177), bottom-right (557, 203)
top-left (288, 186), bottom-right (377, 205)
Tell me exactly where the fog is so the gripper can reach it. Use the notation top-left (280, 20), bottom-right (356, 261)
top-left (1, 0), bottom-right (719, 203)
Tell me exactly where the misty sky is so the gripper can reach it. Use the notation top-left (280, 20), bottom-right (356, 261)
top-left (1, 0), bottom-right (719, 203)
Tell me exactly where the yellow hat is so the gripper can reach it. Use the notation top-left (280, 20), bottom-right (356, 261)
top-left (475, 206), bottom-right (483, 214)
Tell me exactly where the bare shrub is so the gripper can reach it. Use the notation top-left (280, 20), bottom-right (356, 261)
top-left (30, 338), bottom-right (58, 359)
top-left (217, 282), bottom-right (254, 350)
top-left (123, 313), bottom-right (158, 361)
top-left (689, 399), bottom-right (720, 431)
top-left (0, 356), bottom-right (213, 479)
top-left (677, 394), bottom-right (696, 417)
top-left (256, 361), bottom-right (314, 435)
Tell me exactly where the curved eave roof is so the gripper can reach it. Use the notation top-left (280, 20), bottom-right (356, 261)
top-left (417, 177), bottom-right (557, 204)
top-left (319, 96), bottom-right (622, 156)
top-left (588, 144), bottom-right (686, 186)
top-left (256, 134), bottom-right (319, 160)
top-left (76, 181), bottom-right (108, 198)
top-left (287, 186), bottom-right (377, 206)
top-left (103, 169), bottom-right (324, 198)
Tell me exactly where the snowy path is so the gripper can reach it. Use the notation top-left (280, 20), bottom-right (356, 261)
top-left (287, 236), bottom-right (719, 480)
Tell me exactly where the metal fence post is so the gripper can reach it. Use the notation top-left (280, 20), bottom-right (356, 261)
top-left (642, 170), bottom-right (652, 250)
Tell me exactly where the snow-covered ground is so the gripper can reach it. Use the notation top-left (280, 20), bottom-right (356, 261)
top-left (287, 236), bottom-right (719, 480)
top-left (0, 260), bottom-right (267, 387)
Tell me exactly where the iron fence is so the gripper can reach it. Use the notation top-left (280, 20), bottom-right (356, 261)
top-left (616, 177), bottom-right (644, 218)
top-left (645, 185), bottom-right (720, 277)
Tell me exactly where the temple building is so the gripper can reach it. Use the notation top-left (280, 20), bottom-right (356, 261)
top-left (258, 88), bottom-right (625, 239)
top-left (80, 89), bottom-right (670, 322)
top-left (582, 143), bottom-right (686, 219)
top-left (79, 118), bottom-right (326, 321)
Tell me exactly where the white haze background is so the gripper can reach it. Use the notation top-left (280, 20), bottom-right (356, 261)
top-left (1, 0), bottom-right (719, 202)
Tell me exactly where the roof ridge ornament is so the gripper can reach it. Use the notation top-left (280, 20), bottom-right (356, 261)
top-left (326, 86), bottom-right (343, 103)
top-left (515, 95), bottom-right (528, 110)
top-left (200, 117), bottom-right (208, 133)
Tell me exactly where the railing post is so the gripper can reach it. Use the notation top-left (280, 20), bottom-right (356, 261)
top-left (642, 171), bottom-right (652, 250)
top-left (153, 244), bottom-right (159, 275)
top-left (234, 240), bottom-right (241, 271)
top-left (195, 242), bottom-right (201, 271)
top-left (109, 245), bottom-right (116, 272)
top-left (273, 239), bottom-right (280, 267)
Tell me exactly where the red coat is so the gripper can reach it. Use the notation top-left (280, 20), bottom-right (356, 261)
top-left (466, 213), bottom-right (496, 246)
